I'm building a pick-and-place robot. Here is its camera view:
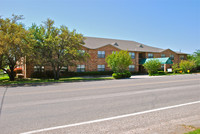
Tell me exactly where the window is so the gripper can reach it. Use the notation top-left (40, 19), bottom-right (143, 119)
top-left (78, 50), bottom-right (85, 56)
top-left (98, 51), bottom-right (105, 58)
top-left (170, 54), bottom-right (174, 60)
top-left (129, 52), bottom-right (135, 59)
top-left (60, 66), bottom-right (68, 72)
top-left (148, 53), bottom-right (154, 58)
top-left (34, 66), bottom-right (44, 72)
top-left (97, 65), bottom-right (105, 71)
top-left (77, 65), bottom-right (85, 72)
top-left (161, 54), bottom-right (165, 58)
top-left (112, 51), bottom-right (117, 54)
top-left (180, 55), bottom-right (184, 60)
top-left (161, 65), bottom-right (164, 71)
top-left (129, 65), bottom-right (135, 72)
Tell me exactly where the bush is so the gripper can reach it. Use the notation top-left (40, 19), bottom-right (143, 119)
top-left (143, 59), bottom-right (161, 76)
top-left (31, 71), bottom-right (113, 78)
top-left (62, 71), bottom-right (113, 77)
top-left (31, 71), bottom-right (54, 78)
top-left (157, 71), bottom-right (166, 75)
top-left (106, 50), bottom-right (132, 73)
top-left (112, 71), bottom-right (131, 79)
top-left (172, 63), bottom-right (179, 74)
top-left (179, 60), bottom-right (196, 73)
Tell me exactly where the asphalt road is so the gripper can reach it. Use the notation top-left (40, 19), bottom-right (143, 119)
top-left (0, 74), bottom-right (200, 134)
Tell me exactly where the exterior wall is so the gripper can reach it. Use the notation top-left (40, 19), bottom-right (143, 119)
top-left (69, 45), bottom-right (140, 72)
top-left (26, 63), bottom-right (34, 78)
top-left (24, 46), bottom-right (187, 77)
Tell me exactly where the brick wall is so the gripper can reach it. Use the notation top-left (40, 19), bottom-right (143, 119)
top-left (70, 45), bottom-right (140, 72)
top-left (25, 46), bottom-right (187, 77)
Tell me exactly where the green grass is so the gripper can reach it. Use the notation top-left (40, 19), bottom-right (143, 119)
top-left (185, 129), bottom-right (200, 134)
top-left (151, 72), bottom-right (192, 76)
top-left (0, 75), bottom-right (113, 86)
top-left (0, 74), bottom-right (9, 80)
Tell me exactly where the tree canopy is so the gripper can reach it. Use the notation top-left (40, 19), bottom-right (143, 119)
top-left (106, 50), bottom-right (132, 73)
top-left (187, 49), bottom-right (200, 67)
top-left (0, 15), bottom-right (33, 81)
top-left (30, 19), bottom-right (88, 80)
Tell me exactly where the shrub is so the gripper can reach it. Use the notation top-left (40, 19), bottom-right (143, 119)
top-left (62, 71), bottom-right (113, 77)
top-left (172, 63), bottom-right (179, 74)
top-left (157, 71), bottom-right (166, 75)
top-left (112, 71), bottom-right (131, 79)
top-left (31, 71), bottom-right (54, 78)
top-left (179, 60), bottom-right (196, 73)
top-left (106, 50), bottom-right (132, 73)
top-left (143, 59), bottom-right (161, 76)
top-left (31, 71), bottom-right (113, 78)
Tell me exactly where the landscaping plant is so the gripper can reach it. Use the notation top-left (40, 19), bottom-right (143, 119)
top-left (179, 60), bottom-right (195, 73)
top-left (143, 59), bottom-right (161, 76)
top-left (106, 50), bottom-right (132, 79)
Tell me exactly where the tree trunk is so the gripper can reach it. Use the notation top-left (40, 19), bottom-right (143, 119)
top-left (8, 66), bottom-right (15, 81)
top-left (56, 70), bottom-right (60, 80)
top-left (53, 68), bottom-right (60, 80)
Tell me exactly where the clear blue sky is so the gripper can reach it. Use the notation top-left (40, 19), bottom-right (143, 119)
top-left (1, 0), bottom-right (199, 54)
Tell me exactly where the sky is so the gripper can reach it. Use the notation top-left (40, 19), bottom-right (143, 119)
top-left (0, 0), bottom-right (199, 54)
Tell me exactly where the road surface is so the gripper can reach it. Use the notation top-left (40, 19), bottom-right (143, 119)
top-left (0, 74), bottom-right (200, 134)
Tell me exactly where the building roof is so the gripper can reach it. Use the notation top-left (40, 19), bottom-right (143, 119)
top-left (83, 37), bottom-right (187, 54)
top-left (139, 57), bottom-right (173, 64)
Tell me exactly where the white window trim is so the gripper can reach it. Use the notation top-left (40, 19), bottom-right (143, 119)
top-left (97, 65), bottom-right (105, 71)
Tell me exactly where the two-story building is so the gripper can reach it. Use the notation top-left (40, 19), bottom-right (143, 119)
top-left (24, 37), bottom-right (187, 78)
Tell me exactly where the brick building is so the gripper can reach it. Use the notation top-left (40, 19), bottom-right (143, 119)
top-left (23, 37), bottom-right (187, 78)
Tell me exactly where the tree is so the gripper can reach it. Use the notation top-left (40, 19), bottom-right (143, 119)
top-left (0, 15), bottom-right (32, 81)
top-left (30, 19), bottom-right (88, 80)
top-left (143, 59), bottom-right (161, 76)
top-left (179, 60), bottom-right (195, 73)
top-left (106, 50), bottom-right (132, 73)
top-left (187, 50), bottom-right (200, 68)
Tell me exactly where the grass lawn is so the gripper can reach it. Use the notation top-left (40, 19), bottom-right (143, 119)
top-left (0, 74), bottom-right (113, 86)
top-left (185, 129), bottom-right (200, 134)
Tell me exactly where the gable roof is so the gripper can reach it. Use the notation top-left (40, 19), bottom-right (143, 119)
top-left (139, 57), bottom-right (173, 64)
top-left (84, 37), bottom-right (164, 53)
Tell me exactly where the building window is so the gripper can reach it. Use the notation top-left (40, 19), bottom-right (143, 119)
top-left (129, 52), bottom-right (135, 59)
top-left (77, 65), bottom-right (85, 72)
top-left (161, 54), bottom-right (165, 58)
top-left (98, 51), bottom-right (105, 58)
top-left (60, 66), bottom-right (68, 72)
top-left (129, 65), bottom-right (135, 72)
top-left (180, 55), bottom-right (184, 60)
top-left (97, 65), bottom-right (105, 71)
top-left (78, 50), bottom-right (85, 56)
top-left (112, 51), bottom-right (117, 54)
top-left (170, 54), bottom-right (174, 60)
top-left (34, 66), bottom-right (44, 72)
top-left (161, 65), bottom-right (164, 71)
top-left (148, 53), bottom-right (154, 58)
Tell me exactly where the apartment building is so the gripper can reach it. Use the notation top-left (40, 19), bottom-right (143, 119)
top-left (25, 37), bottom-right (187, 77)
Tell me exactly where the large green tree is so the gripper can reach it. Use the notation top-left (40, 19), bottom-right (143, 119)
top-left (30, 19), bottom-right (88, 80)
top-left (106, 50), bottom-right (132, 73)
top-left (0, 15), bottom-right (32, 81)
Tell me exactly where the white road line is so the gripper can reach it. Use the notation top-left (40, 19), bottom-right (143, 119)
top-left (20, 100), bottom-right (200, 134)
